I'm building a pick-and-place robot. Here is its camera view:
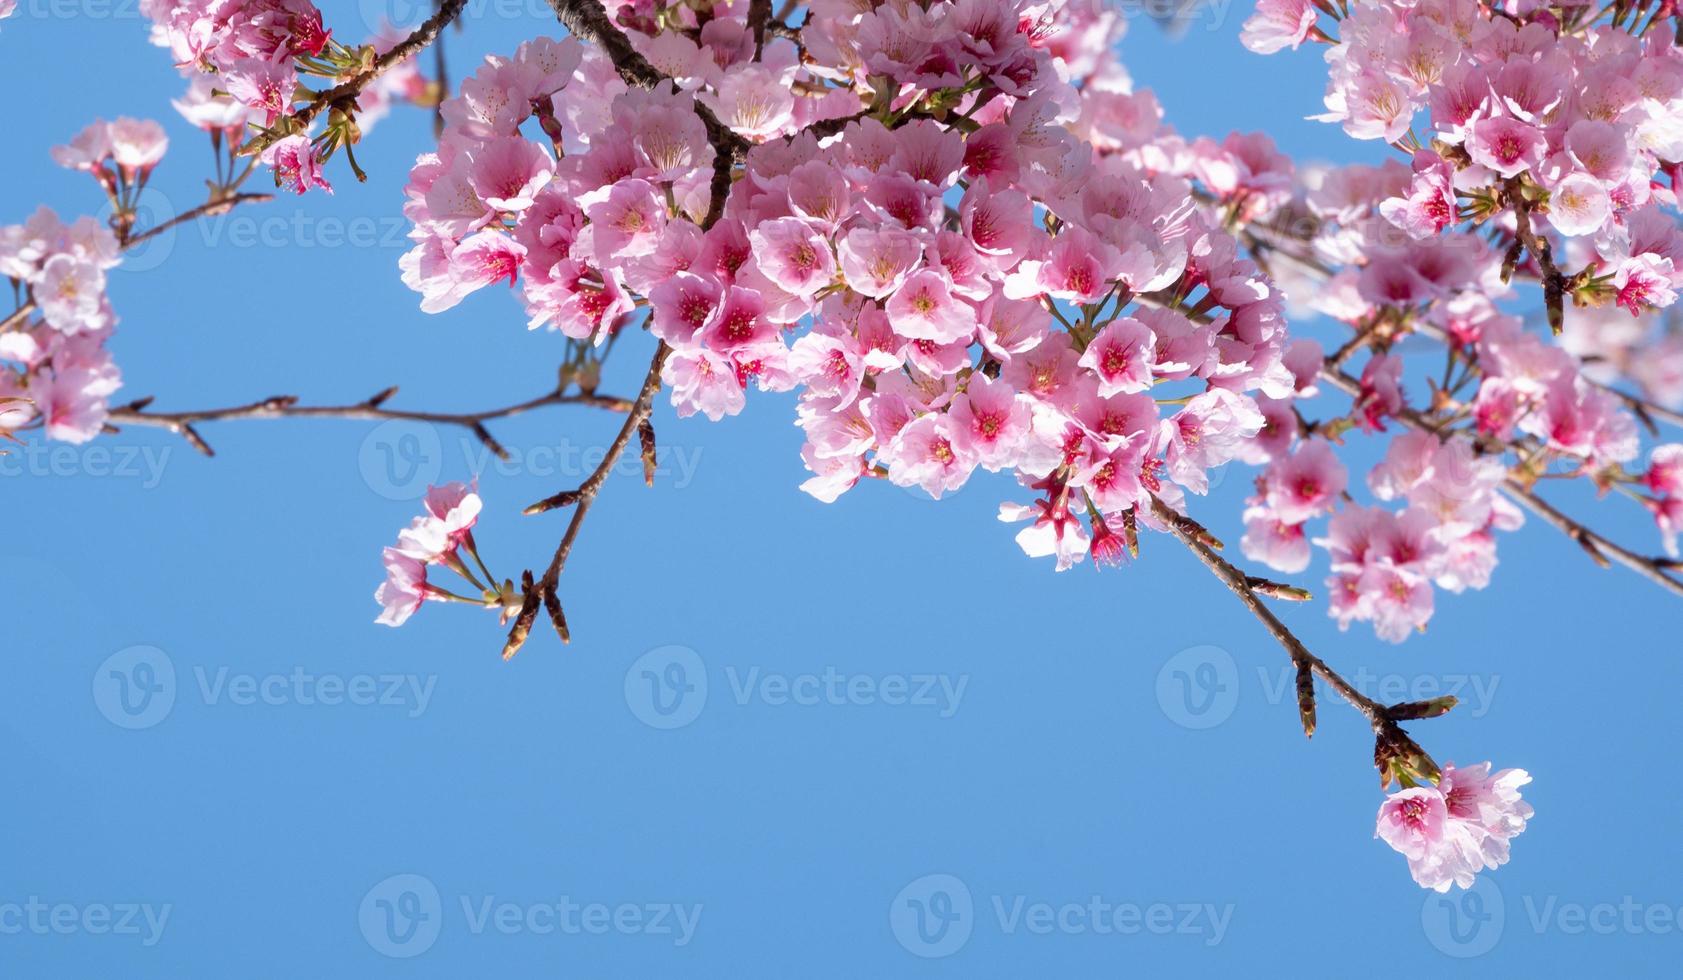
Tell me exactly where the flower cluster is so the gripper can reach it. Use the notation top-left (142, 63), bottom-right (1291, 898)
top-left (1376, 761), bottom-right (1533, 892)
top-left (0, 208), bottom-right (126, 443)
top-left (141, 0), bottom-right (428, 193)
top-left (375, 482), bottom-right (489, 626)
top-left (401, 0), bottom-right (1310, 572)
top-left (141, 0), bottom-right (332, 120)
top-left (1244, 0), bottom-right (1683, 318)
top-left (1643, 442), bottom-right (1683, 555)
top-left (1561, 304), bottom-right (1683, 410)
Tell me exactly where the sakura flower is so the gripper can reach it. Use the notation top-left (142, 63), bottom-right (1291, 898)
top-left (1647, 444), bottom-right (1683, 496)
top-left (882, 413), bottom-right (976, 499)
top-left (749, 217), bottom-right (836, 298)
top-left (172, 76), bottom-right (251, 134)
top-left (884, 270), bottom-right (975, 344)
top-left (586, 179), bottom-right (666, 262)
top-left (949, 373), bottom-right (1032, 470)
top-left (450, 231), bottom-right (526, 293)
top-left (467, 136), bottom-right (554, 213)
top-left (1544, 173), bottom-right (1611, 237)
top-left (1161, 388), bottom-right (1265, 494)
top-left (1262, 440), bottom-right (1347, 524)
top-left (1241, 505), bottom-right (1311, 574)
top-left (663, 347), bottom-right (747, 421)
top-left (1467, 116), bottom-right (1546, 179)
top-left (375, 547), bottom-right (428, 627)
top-left (1379, 152), bottom-right (1456, 239)
top-left (1374, 786), bottom-right (1465, 891)
top-left (1613, 254), bottom-right (1679, 316)
top-left (35, 255), bottom-right (107, 334)
top-left (1077, 317), bottom-right (1156, 396)
top-left (52, 121), bottom-right (113, 173)
top-left (107, 117), bottom-right (169, 176)
top-left (837, 227), bottom-right (924, 299)
top-left (1004, 225), bottom-right (1121, 305)
top-left (261, 135), bottom-right (332, 196)
top-left (1240, 0), bottom-right (1319, 54)
top-left (702, 65), bottom-right (795, 141)
top-left (1376, 763), bottom-right (1532, 892)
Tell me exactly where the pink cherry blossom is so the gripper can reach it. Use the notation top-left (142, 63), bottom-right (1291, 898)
top-left (261, 135), bottom-right (333, 196)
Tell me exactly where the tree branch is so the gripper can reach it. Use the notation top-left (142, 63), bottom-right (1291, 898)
top-left (122, 192), bottom-right (274, 249)
top-left (293, 0), bottom-right (471, 128)
top-left (106, 386), bottom-right (633, 458)
top-left (1150, 495), bottom-right (1389, 734)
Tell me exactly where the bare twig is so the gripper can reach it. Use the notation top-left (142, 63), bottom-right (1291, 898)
top-left (106, 386), bottom-right (633, 458)
top-left (1150, 495), bottom-right (1389, 732)
top-left (515, 341), bottom-right (672, 645)
top-left (123, 192), bottom-right (274, 249)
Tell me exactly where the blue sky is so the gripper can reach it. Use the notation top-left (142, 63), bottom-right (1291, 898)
top-left (2, 4), bottom-right (1681, 976)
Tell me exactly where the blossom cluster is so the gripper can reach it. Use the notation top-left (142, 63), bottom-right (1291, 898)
top-left (0, 207), bottom-right (126, 443)
top-left (1645, 442), bottom-right (1683, 555)
top-left (1376, 761), bottom-right (1533, 892)
top-left (140, 0), bottom-right (333, 121)
top-left (1224, 0), bottom-right (1683, 625)
top-left (399, 0), bottom-right (1316, 575)
top-left (141, 0), bottom-right (427, 192)
top-left (375, 482), bottom-right (485, 626)
top-left (1244, 0), bottom-right (1683, 317)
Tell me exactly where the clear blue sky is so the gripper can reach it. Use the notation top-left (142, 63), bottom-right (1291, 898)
top-left (3, 5), bottom-right (1680, 976)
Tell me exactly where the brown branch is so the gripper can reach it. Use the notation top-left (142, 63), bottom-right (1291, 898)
top-left (1150, 495), bottom-right (1389, 733)
top-left (748, 0), bottom-right (773, 58)
top-left (507, 341), bottom-right (671, 653)
top-left (547, 0), bottom-right (751, 162)
top-left (293, 0), bottom-right (470, 128)
top-left (503, 0), bottom-right (760, 655)
top-left (0, 301), bottom-right (35, 334)
top-left (122, 192), bottom-right (274, 249)
top-left (1154, 494), bottom-right (1449, 785)
top-left (106, 386), bottom-right (633, 458)
top-left (1507, 179), bottom-right (1567, 335)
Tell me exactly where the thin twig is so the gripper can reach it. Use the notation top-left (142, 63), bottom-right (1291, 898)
top-left (106, 387), bottom-right (633, 458)
top-left (1150, 495), bottom-right (1390, 732)
top-left (123, 192), bottom-right (274, 249)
